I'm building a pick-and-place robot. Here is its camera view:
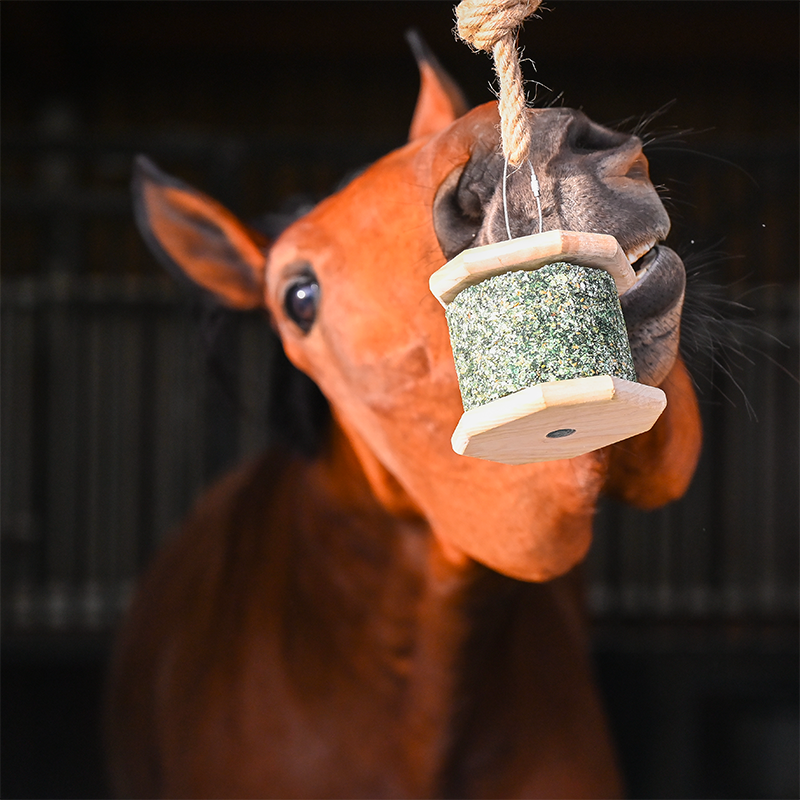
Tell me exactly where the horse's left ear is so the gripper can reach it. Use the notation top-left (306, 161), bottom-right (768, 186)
top-left (406, 30), bottom-right (469, 142)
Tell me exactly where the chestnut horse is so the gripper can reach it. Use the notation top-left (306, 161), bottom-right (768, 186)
top-left (106, 39), bottom-right (702, 799)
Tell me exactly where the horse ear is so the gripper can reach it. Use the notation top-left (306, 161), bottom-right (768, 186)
top-left (132, 156), bottom-right (267, 309)
top-left (406, 30), bottom-right (469, 142)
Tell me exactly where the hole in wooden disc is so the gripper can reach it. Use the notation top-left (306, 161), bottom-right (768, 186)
top-left (546, 428), bottom-right (577, 439)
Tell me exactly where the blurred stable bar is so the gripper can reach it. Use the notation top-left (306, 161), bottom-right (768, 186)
top-left (2, 62), bottom-right (797, 639)
top-left (1, 127), bottom-right (387, 633)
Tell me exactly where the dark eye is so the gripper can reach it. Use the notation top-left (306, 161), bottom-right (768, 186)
top-left (284, 274), bottom-right (320, 333)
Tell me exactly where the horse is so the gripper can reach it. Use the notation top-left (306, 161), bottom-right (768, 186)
top-left (105, 36), bottom-right (702, 799)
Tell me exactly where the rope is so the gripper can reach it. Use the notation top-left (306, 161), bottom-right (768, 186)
top-left (455, 0), bottom-right (541, 167)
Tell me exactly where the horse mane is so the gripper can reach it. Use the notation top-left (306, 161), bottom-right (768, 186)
top-left (195, 195), bottom-right (332, 461)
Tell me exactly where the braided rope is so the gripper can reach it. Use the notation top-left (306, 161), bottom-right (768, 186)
top-left (456, 0), bottom-right (541, 167)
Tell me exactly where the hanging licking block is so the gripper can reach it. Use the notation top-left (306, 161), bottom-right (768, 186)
top-left (430, 230), bottom-right (667, 465)
top-left (446, 263), bottom-right (638, 409)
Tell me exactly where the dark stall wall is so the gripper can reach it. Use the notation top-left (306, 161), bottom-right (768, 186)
top-left (2, 3), bottom-right (798, 799)
top-left (3, 2), bottom-right (798, 283)
top-left (12, 4), bottom-right (513, 138)
top-left (5, 3), bottom-right (797, 134)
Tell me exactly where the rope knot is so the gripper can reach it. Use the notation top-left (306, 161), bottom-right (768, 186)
top-left (456, 0), bottom-right (539, 53)
top-left (456, 0), bottom-right (542, 166)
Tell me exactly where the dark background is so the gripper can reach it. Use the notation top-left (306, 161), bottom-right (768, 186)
top-left (2, 2), bottom-right (798, 798)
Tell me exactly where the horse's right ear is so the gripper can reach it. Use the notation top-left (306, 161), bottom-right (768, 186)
top-left (406, 30), bottom-right (469, 142)
top-left (132, 156), bottom-right (268, 309)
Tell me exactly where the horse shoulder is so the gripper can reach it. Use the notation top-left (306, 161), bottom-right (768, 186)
top-left (104, 448), bottom-right (307, 797)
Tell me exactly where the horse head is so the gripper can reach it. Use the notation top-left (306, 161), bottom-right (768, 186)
top-left (132, 39), bottom-right (700, 582)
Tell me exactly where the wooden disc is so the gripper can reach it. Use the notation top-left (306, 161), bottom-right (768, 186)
top-left (430, 229), bottom-right (636, 307)
top-left (451, 375), bottom-right (666, 465)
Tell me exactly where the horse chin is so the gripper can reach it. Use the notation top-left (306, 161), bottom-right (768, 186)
top-left (406, 437), bottom-right (608, 582)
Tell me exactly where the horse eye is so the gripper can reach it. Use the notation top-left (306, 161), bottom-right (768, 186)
top-left (284, 275), bottom-right (320, 333)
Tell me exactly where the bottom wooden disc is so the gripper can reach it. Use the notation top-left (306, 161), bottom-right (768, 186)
top-left (451, 375), bottom-right (667, 465)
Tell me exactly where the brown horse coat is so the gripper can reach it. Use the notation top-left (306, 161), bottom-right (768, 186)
top-left (106, 41), bottom-right (702, 799)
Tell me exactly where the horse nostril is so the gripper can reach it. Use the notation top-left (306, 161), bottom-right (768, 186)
top-left (623, 154), bottom-right (650, 181)
top-left (569, 119), bottom-right (628, 154)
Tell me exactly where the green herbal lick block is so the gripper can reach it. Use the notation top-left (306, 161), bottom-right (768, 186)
top-left (444, 262), bottom-right (636, 411)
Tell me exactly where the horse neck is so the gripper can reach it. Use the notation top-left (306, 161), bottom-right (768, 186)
top-left (286, 414), bottom-right (505, 769)
top-left (275, 412), bottom-right (595, 792)
top-left (296, 410), bottom-right (483, 659)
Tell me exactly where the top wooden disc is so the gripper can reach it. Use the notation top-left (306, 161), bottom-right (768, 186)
top-left (430, 229), bottom-right (636, 306)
